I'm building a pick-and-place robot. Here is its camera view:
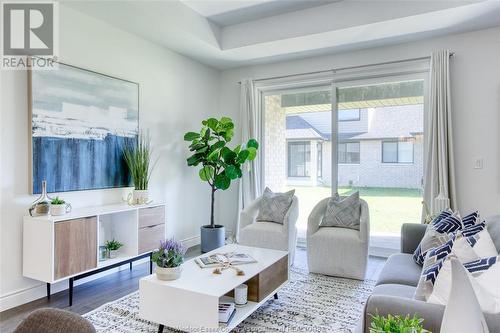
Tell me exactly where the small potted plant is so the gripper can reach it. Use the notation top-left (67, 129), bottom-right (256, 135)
top-left (370, 313), bottom-right (430, 333)
top-left (50, 196), bottom-right (72, 216)
top-left (152, 239), bottom-right (187, 281)
top-left (105, 239), bottom-right (123, 259)
top-left (124, 131), bottom-right (157, 205)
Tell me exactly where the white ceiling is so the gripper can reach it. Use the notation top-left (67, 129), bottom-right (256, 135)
top-left (64, 0), bottom-right (500, 69)
top-left (181, 0), bottom-right (340, 26)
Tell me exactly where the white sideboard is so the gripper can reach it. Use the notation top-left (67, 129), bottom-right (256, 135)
top-left (23, 202), bottom-right (166, 285)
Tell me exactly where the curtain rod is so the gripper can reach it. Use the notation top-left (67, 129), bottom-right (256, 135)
top-left (238, 52), bottom-right (454, 84)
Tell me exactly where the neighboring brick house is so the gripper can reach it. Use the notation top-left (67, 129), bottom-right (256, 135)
top-left (285, 104), bottom-right (424, 189)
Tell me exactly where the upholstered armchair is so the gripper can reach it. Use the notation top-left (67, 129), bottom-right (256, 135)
top-left (307, 197), bottom-right (370, 280)
top-left (14, 308), bottom-right (95, 333)
top-left (237, 196), bottom-right (299, 265)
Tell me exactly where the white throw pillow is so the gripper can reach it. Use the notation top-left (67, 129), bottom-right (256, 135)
top-left (440, 258), bottom-right (490, 333)
top-left (453, 229), bottom-right (498, 263)
top-left (428, 255), bottom-right (500, 314)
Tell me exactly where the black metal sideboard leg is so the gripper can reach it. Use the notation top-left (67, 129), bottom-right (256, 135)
top-left (46, 283), bottom-right (51, 300)
top-left (158, 324), bottom-right (164, 333)
top-left (149, 253), bottom-right (153, 274)
top-left (130, 262), bottom-right (132, 270)
top-left (69, 277), bottom-right (74, 306)
top-left (274, 293), bottom-right (278, 300)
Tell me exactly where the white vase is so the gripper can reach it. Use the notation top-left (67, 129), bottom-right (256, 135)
top-left (156, 265), bottom-right (182, 281)
top-left (50, 203), bottom-right (71, 216)
top-left (108, 250), bottom-right (118, 259)
top-left (133, 190), bottom-right (149, 205)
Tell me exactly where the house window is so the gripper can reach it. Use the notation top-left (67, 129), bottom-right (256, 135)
top-left (317, 142), bottom-right (323, 179)
top-left (338, 142), bottom-right (360, 164)
top-left (339, 109), bottom-right (360, 121)
top-left (288, 141), bottom-right (311, 177)
top-left (382, 141), bottom-right (414, 163)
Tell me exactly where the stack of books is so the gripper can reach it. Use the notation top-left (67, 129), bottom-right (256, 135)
top-left (218, 302), bottom-right (236, 324)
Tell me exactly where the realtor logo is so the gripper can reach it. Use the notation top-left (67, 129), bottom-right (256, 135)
top-left (2, 2), bottom-right (58, 69)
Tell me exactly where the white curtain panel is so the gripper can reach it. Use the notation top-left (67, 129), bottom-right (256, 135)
top-left (236, 78), bottom-right (262, 241)
top-left (423, 50), bottom-right (457, 216)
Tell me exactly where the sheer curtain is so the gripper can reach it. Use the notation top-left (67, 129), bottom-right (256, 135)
top-left (236, 78), bottom-right (262, 241)
top-left (424, 50), bottom-right (457, 215)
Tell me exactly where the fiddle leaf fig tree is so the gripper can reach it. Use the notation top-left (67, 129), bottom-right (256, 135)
top-left (184, 117), bottom-right (259, 228)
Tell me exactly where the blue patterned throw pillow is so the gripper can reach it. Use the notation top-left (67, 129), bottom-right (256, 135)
top-left (433, 214), bottom-right (463, 233)
top-left (460, 221), bottom-right (486, 237)
top-left (462, 210), bottom-right (480, 228)
top-left (415, 254), bottom-right (498, 302)
top-left (431, 209), bottom-right (453, 225)
top-left (413, 212), bottom-right (462, 265)
top-left (426, 255), bottom-right (500, 313)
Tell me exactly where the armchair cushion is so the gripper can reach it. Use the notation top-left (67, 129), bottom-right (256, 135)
top-left (319, 191), bottom-right (360, 230)
top-left (239, 221), bottom-right (288, 251)
top-left (256, 187), bottom-right (295, 224)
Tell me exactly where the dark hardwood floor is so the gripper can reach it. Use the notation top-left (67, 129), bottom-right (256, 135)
top-left (0, 246), bottom-right (386, 333)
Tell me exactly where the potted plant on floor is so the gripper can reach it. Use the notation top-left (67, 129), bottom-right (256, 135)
top-left (124, 131), bottom-right (157, 205)
top-left (184, 117), bottom-right (259, 252)
top-left (105, 239), bottom-right (123, 259)
top-left (152, 239), bottom-right (187, 281)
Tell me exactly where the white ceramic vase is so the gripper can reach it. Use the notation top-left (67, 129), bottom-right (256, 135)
top-left (156, 265), bottom-right (182, 281)
top-left (50, 203), bottom-right (71, 216)
top-left (133, 190), bottom-right (149, 205)
top-left (108, 250), bottom-right (118, 259)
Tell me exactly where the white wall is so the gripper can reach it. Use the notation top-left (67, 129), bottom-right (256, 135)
top-left (218, 26), bottom-right (500, 232)
top-left (0, 5), bottom-right (221, 310)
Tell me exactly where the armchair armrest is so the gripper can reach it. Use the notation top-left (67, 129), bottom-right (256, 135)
top-left (359, 199), bottom-right (370, 243)
top-left (401, 223), bottom-right (428, 254)
top-left (283, 196), bottom-right (299, 231)
top-left (364, 295), bottom-right (444, 333)
top-left (307, 198), bottom-right (329, 237)
top-left (238, 197), bottom-right (262, 231)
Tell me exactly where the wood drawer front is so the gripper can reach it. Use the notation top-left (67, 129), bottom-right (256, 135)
top-left (138, 224), bottom-right (165, 254)
top-left (138, 206), bottom-right (165, 229)
top-left (54, 217), bottom-right (97, 280)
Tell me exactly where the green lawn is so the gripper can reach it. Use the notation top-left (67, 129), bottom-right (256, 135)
top-left (286, 186), bottom-right (422, 235)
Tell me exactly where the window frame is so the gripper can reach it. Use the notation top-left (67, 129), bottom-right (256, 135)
top-left (287, 141), bottom-right (311, 177)
top-left (338, 141), bottom-right (360, 164)
top-left (317, 141), bottom-right (323, 179)
top-left (381, 140), bottom-right (414, 164)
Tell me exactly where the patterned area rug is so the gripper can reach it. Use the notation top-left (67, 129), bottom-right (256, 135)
top-left (84, 267), bottom-right (375, 333)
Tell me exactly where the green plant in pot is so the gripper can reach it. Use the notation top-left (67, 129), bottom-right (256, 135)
top-left (124, 131), bottom-right (157, 205)
top-left (105, 239), bottom-right (123, 259)
top-left (184, 117), bottom-right (259, 253)
top-left (369, 313), bottom-right (430, 333)
top-left (49, 196), bottom-right (72, 216)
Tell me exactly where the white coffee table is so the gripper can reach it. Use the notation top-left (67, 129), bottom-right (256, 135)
top-left (139, 244), bottom-right (289, 333)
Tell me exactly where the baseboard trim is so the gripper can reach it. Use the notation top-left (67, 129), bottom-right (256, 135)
top-left (0, 235), bottom-right (201, 312)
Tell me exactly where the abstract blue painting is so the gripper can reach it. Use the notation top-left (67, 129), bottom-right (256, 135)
top-left (29, 63), bottom-right (139, 194)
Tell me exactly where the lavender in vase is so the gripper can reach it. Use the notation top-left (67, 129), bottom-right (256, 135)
top-left (152, 239), bottom-right (187, 281)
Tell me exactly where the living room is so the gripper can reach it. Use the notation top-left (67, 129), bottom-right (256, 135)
top-left (1, 1), bottom-right (499, 332)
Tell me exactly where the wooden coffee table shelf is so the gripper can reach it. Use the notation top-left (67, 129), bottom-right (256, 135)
top-left (139, 244), bottom-right (289, 332)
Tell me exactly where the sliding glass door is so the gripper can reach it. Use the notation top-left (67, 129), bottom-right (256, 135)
top-left (334, 75), bottom-right (426, 255)
top-left (260, 72), bottom-right (427, 253)
top-left (262, 85), bottom-right (333, 239)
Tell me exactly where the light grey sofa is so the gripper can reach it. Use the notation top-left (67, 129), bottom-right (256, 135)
top-left (361, 215), bottom-right (500, 332)
top-left (307, 197), bottom-right (369, 280)
top-left (238, 195), bottom-right (299, 265)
